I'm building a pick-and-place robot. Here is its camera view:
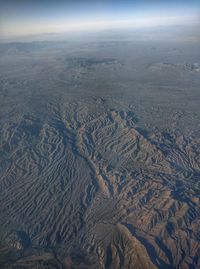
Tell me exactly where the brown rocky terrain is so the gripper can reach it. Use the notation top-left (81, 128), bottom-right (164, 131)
top-left (0, 31), bottom-right (200, 268)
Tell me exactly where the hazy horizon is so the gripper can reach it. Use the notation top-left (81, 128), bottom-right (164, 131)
top-left (0, 0), bottom-right (200, 39)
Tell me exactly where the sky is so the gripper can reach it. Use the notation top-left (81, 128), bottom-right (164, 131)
top-left (0, 0), bottom-right (200, 38)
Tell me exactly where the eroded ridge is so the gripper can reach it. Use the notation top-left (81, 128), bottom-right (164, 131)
top-left (0, 98), bottom-right (200, 268)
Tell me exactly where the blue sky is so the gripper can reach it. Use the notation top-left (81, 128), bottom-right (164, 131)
top-left (0, 0), bottom-right (199, 37)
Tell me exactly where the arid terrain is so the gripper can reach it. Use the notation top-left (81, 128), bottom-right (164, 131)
top-left (0, 28), bottom-right (200, 268)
